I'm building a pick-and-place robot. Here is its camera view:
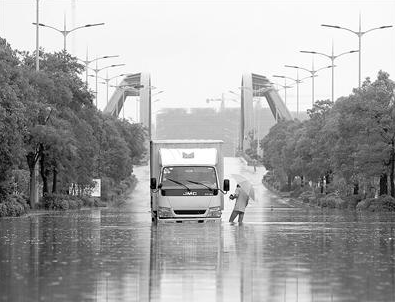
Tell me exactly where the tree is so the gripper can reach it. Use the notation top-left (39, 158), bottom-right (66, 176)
top-left (0, 38), bottom-right (27, 200)
top-left (261, 70), bottom-right (395, 198)
top-left (327, 72), bottom-right (395, 196)
top-left (262, 120), bottom-right (301, 190)
top-left (0, 40), bottom-right (148, 208)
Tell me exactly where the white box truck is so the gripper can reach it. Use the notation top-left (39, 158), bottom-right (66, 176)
top-left (150, 140), bottom-right (230, 222)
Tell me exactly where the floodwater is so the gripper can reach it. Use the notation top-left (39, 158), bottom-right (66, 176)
top-left (1, 158), bottom-right (395, 302)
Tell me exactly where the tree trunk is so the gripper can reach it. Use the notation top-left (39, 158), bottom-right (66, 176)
top-left (287, 174), bottom-right (292, 191)
top-left (380, 173), bottom-right (388, 196)
top-left (28, 164), bottom-right (36, 208)
top-left (27, 152), bottom-right (38, 209)
top-left (39, 146), bottom-right (48, 195)
top-left (353, 182), bottom-right (359, 195)
top-left (320, 176), bottom-right (324, 194)
top-left (71, 183), bottom-right (76, 195)
top-left (390, 141), bottom-right (395, 197)
top-left (325, 173), bottom-right (330, 185)
top-left (52, 167), bottom-right (57, 193)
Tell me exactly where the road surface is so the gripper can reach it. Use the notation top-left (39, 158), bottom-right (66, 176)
top-left (1, 158), bottom-right (395, 302)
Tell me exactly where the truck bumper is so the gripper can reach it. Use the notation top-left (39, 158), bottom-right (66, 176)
top-left (156, 217), bottom-right (221, 223)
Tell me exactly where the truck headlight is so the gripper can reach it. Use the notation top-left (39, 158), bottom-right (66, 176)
top-left (207, 206), bottom-right (221, 218)
top-left (158, 206), bottom-right (173, 218)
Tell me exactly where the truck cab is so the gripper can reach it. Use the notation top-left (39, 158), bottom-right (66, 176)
top-left (150, 140), bottom-right (229, 222)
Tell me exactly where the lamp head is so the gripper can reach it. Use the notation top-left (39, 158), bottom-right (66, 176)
top-left (85, 23), bottom-right (105, 27)
top-left (321, 24), bottom-right (341, 29)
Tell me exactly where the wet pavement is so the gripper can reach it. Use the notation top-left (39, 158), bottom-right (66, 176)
top-left (1, 157), bottom-right (395, 301)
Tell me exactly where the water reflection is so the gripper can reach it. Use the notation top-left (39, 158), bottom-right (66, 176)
top-left (2, 208), bottom-right (395, 301)
top-left (149, 222), bottom-right (223, 301)
top-left (146, 214), bottom-right (395, 302)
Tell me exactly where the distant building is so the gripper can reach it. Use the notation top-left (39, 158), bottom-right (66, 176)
top-left (155, 107), bottom-right (285, 156)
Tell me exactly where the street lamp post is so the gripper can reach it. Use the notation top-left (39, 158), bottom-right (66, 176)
top-left (89, 72), bottom-right (126, 104)
top-left (206, 93), bottom-right (238, 111)
top-left (300, 45), bottom-right (358, 103)
top-left (322, 15), bottom-right (392, 88)
top-left (255, 98), bottom-right (261, 158)
top-left (273, 74), bottom-right (301, 116)
top-left (272, 81), bottom-right (293, 106)
top-left (35, 0), bottom-right (40, 72)
top-left (285, 63), bottom-right (332, 107)
top-left (273, 74), bottom-right (313, 116)
top-left (90, 63), bottom-right (125, 108)
top-left (33, 15), bottom-right (104, 51)
top-left (149, 91), bottom-right (164, 133)
top-left (151, 98), bottom-right (162, 139)
top-left (79, 52), bottom-right (119, 85)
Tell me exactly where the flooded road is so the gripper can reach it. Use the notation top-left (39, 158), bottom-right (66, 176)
top-left (1, 157), bottom-right (395, 302)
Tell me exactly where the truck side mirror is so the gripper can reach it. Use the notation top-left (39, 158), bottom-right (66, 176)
top-left (223, 179), bottom-right (230, 192)
top-left (150, 178), bottom-right (157, 190)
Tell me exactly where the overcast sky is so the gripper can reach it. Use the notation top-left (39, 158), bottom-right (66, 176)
top-left (1, 0), bottom-right (394, 120)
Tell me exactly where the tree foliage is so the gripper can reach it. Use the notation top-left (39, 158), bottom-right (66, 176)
top-left (0, 38), bottom-right (147, 205)
top-left (262, 71), bottom-right (395, 197)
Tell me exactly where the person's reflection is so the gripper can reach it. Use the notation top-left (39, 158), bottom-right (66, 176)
top-left (232, 224), bottom-right (253, 302)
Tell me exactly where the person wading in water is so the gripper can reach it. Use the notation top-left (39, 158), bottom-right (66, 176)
top-left (229, 184), bottom-right (249, 223)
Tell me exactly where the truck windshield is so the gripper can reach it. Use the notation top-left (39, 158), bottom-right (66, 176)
top-left (161, 166), bottom-right (217, 189)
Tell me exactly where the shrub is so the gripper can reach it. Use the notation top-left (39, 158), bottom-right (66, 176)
top-left (299, 191), bottom-right (314, 203)
top-left (0, 193), bottom-right (29, 217)
top-left (369, 195), bottom-right (395, 212)
top-left (7, 194), bottom-right (30, 211)
top-left (53, 198), bottom-right (69, 210)
top-left (0, 203), bottom-right (7, 217)
top-left (316, 193), bottom-right (347, 209)
top-left (279, 184), bottom-right (290, 192)
top-left (40, 193), bottom-right (84, 211)
top-left (0, 199), bottom-right (27, 217)
top-left (356, 196), bottom-right (395, 212)
top-left (343, 194), bottom-right (363, 209)
top-left (11, 170), bottom-right (30, 196)
top-left (94, 198), bottom-right (106, 207)
top-left (101, 177), bottom-right (115, 202)
top-left (356, 198), bottom-right (373, 210)
top-left (290, 187), bottom-right (305, 198)
top-left (68, 199), bottom-right (78, 209)
top-left (81, 196), bottom-right (95, 207)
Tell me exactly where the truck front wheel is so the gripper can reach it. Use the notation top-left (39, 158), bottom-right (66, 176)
top-left (151, 211), bottom-right (158, 222)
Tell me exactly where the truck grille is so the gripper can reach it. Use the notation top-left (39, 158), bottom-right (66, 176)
top-left (174, 210), bottom-right (206, 215)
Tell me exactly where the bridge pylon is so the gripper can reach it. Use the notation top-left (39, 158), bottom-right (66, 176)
top-left (103, 72), bottom-right (152, 135)
top-left (240, 73), bottom-right (292, 152)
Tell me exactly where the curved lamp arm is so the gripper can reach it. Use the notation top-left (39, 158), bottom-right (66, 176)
top-left (69, 22), bottom-right (104, 34)
top-left (321, 24), bottom-right (358, 35)
top-left (335, 50), bottom-right (359, 59)
top-left (32, 22), bottom-right (63, 34)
